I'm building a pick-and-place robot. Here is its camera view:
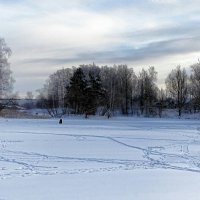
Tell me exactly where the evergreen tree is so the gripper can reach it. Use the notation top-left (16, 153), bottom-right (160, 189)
top-left (84, 72), bottom-right (105, 117)
top-left (138, 67), bottom-right (158, 116)
top-left (66, 68), bottom-right (87, 114)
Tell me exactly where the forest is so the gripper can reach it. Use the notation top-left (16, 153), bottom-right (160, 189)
top-left (36, 62), bottom-right (200, 118)
top-left (1, 37), bottom-right (200, 118)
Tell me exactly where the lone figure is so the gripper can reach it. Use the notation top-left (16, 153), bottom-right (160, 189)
top-left (59, 118), bottom-right (62, 124)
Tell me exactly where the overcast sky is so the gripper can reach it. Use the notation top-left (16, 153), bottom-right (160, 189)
top-left (1, 0), bottom-right (200, 96)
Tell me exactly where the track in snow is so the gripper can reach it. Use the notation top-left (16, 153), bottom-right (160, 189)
top-left (1, 118), bottom-right (200, 179)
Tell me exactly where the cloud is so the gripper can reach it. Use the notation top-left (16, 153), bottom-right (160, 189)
top-left (16, 36), bottom-right (200, 67)
top-left (150, 0), bottom-right (179, 4)
top-left (1, 0), bottom-right (200, 95)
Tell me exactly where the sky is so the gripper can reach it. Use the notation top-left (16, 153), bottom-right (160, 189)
top-left (1, 0), bottom-right (200, 96)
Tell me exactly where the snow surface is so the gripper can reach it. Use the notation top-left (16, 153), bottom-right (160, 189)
top-left (1, 117), bottom-right (200, 200)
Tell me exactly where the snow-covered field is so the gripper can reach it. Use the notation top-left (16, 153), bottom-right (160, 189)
top-left (1, 117), bottom-right (200, 200)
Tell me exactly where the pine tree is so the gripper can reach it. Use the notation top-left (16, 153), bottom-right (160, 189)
top-left (84, 72), bottom-right (105, 117)
top-left (66, 68), bottom-right (87, 114)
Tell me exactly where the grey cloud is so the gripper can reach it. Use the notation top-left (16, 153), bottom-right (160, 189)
top-left (83, 37), bottom-right (200, 63)
top-left (3, 0), bottom-right (200, 95)
top-left (18, 36), bottom-right (200, 66)
top-left (20, 58), bottom-right (81, 65)
top-left (122, 20), bottom-right (200, 42)
top-left (85, 0), bottom-right (142, 11)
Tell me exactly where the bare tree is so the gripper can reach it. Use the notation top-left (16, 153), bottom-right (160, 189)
top-left (37, 68), bottom-right (73, 117)
top-left (190, 62), bottom-right (200, 112)
top-left (157, 88), bottom-right (166, 117)
top-left (26, 91), bottom-right (34, 99)
top-left (0, 38), bottom-right (15, 112)
top-left (100, 66), bottom-right (118, 118)
top-left (23, 91), bottom-right (34, 109)
top-left (0, 38), bottom-right (14, 98)
top-left (117, 65), bottom-right (134, 115)
top-left (165, 66), bottom-right (188, 117)
top-left (130, 70), bottom-right (138, 115)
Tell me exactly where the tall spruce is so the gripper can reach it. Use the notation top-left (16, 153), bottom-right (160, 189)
top-left (66, 68), bottom-right (87, 114)
top-left (138, 67), bottom-right (158, 116)
top-left (84, 72), bottom-right (105, 117)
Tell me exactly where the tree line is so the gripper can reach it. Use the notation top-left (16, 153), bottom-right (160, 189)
top-left (36, 63), bottom-right (200, 118)
top-left (1, 37), bottom-right (200, 118)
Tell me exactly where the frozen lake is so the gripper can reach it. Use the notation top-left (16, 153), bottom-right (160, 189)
top-left (1, 117), bottom-right (200, 200)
